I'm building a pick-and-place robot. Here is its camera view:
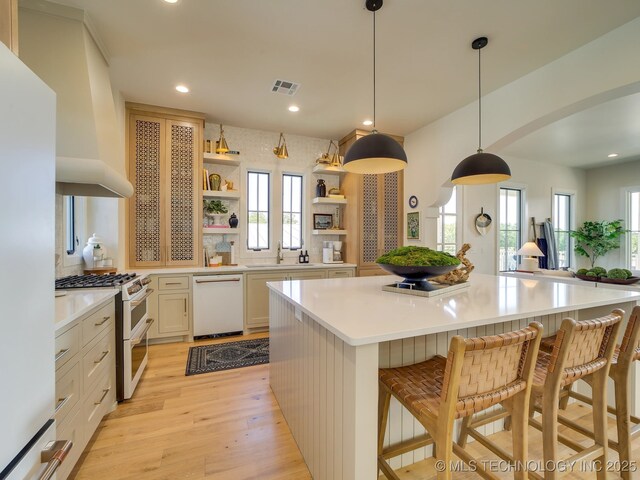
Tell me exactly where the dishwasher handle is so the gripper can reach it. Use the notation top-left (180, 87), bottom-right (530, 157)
top-left (195, 278), bottom-right (241, 284)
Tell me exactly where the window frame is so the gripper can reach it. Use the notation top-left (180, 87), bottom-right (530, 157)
top-left (497, 185), bottom-right (526, 272)
top-left (623, 186), bottom-right (640, 272)
top-left (551, 189), bottom-right (576, 269)
top-left (246, 170), bottom-right (271, 251)
top-left (281, 173), bottom-right (304, 251)
top-left (436, 186), bottom-right (458, 254)
top-left (62, 195), bottom-right (85, 267)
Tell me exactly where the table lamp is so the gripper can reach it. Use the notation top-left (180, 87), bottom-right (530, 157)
top-left (517, 241), bottom-right (545, 272)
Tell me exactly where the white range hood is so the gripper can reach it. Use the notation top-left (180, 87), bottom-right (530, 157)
top-left (20, 1), bottom-right (133, 198)
top-left (56, 157), bottom-right (133, 198)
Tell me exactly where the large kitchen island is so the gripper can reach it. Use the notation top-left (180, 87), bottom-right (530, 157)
top-left (267, 273), bottom-right (640, 480)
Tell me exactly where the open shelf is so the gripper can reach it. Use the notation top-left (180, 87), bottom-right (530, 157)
top-left (312, 229), bottom-right (347, 236)
top-left (312, 197), bottom-right (347, 205)
top-left (203, 227), bottom-right (240, 235)
top-left (313, 164), bottom-right (345, 175)
top-left (203, 152), bottom-right (241, 166)
top-left (203, 190), bottom-right (240, 199)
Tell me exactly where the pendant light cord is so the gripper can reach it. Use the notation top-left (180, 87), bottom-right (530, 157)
top-left (373, 10), bottom-right (376, 130)
top-left (478, 46), bottom-right (482, 151)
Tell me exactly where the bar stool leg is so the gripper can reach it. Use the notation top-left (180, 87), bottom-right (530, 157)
top-left (614, 377), bottom-right (632, 480)
top-left (507, 394), bottom-right (529, 480)
top-left (377, 386), bottom-right (392, 478)
top-left (591, 372), bottom-right (609, 480)
top-left (541, 391), bottom-right (560, 480)
top-left (457, 415), bottom-right (472, 448)
top-left (436, 417), bottom-right (454, 480)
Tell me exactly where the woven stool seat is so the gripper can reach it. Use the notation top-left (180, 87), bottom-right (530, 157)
top-left (380, 355), bottom-right (528, 420)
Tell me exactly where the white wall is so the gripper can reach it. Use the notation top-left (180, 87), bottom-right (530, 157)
top-left (202, 124), bottom-right (336, 264)
top-left (585, 159), bottom-right (640, 270)
top-left (404, 17), bottom-right (640, 274)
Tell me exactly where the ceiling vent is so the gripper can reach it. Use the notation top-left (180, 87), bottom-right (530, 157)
top-left (271, 80), bottom-right (300, 96)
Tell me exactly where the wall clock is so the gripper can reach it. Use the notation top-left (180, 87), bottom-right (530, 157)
top-left (408, 195), bottom-right (418, 209)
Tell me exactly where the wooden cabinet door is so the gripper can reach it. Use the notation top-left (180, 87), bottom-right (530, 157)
top-left (165, 119), bottom-right (200, 266)
top-left (380, 170), bottom-right (403, 255)
top-left (129, 114), bottom-right (165, 267)
top-left (360, 174), bottom-right (380, 267)
top-left (157, 293), bottom-right (190, 334)
top-left (245, 272), bottom-right (287, 329)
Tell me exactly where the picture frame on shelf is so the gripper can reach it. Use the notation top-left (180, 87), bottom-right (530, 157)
top-left (407, 211), bottom-right (420, 240)
top-left (313, 213), bottom-right (333, 230)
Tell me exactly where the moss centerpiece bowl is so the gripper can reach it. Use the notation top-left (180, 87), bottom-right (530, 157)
top-left (377, 246), bottom-right (460, 290)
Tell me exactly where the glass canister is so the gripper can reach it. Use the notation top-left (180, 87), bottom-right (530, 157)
top-left (316, 179), bottom-right (326, 198)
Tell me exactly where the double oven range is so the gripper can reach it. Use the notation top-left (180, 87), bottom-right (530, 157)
top-left (55, 273), bottom-right (154, 401)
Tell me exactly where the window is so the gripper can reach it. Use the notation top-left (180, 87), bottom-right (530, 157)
top-left (628, 190), bottom-right (640, 270)
top-left (247, 171), bottom-right (270, 250)
top-left (499, 187), bottom-right (523, 271)
top-left (553, 193), bottom-right (573, 268)
top-left (436, 186), bottom-right (457, 254)
top-left (282, 174), bottom-right (303, 250)
top-left (65, 195), bottom-right (77, 254)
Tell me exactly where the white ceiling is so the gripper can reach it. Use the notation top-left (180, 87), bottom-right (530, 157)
top-left (46, 0), bottom-right (640, 141)
top-left (501, 91), bottom-right (640, 169)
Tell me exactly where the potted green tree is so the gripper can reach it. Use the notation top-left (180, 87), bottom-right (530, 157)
top-left (570, 219), bottom-right (626, 269)
top-left (204, 200), bottom-right (228, 226)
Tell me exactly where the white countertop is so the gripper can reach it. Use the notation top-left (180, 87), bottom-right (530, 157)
top-left (267, 273), bottom-right (640, 346)
top-left (55, 290), bottom-right (118, 332)
top-left (502, 270), bottom-right (640, 291)
top-left (130, 263), bottom-right (356, 275)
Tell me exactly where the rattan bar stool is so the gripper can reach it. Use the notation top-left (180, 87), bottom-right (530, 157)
top-left (378, 323), bottom-right (543, 480)
top-left (538, 306), bottom-right (640, 480)
top-left (459, 309), bottom-right (624, 480)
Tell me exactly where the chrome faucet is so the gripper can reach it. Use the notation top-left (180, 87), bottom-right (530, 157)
top-left (276, 242), bottom-right (284, 264)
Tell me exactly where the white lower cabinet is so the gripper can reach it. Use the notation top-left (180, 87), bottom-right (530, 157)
top-left (147, 274), bottom-right (192, 341)
top-left (54, 298), bottom-right (116, 480)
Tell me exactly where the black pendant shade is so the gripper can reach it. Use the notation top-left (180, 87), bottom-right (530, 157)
top-left (451, 36), bottom-right (510, 185)
top-left (343, 132), bottom-right (407, 174)
top-left (451, 150), bottom-right (511, 185)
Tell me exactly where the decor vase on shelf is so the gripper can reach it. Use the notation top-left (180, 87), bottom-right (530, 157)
top-left (229, 213), bottom-right (238, 228)
top-left (316, 179), bottom-right (326, 198)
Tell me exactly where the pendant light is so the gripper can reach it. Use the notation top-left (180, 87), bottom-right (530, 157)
top-left (342, 0), bottom-right (407, 175)
top-left (273, 133), bottom-right (289, 159)
top-left (215, 124), bottom-right (230, 154)
top-left (451, 37), bottom-right (511, 185)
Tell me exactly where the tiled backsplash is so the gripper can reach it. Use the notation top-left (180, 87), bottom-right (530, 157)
top-left (202, 123), bottom-right (345, 265)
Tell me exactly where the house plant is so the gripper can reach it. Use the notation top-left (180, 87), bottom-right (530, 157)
top-left (203, 200), bottom-right (229, 226)
top-left (570, 220), bottom-right (626, 269)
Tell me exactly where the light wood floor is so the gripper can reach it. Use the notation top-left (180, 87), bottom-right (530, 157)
top-left (70, 336), bottom-right (638, 479)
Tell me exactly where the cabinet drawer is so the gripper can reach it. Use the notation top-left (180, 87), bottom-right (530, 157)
top-left (82, 301), bottom-right (115, 347)
top-left (55, 405), bottom-right (83, 480)
top-left (158, 276), bottom-right (189, 290)
top-left (55, 324), bottom-right (80, 371)
top-left (82, 327), bottom-right (115, 394)
top-left (83, 376), bottom-right (114, 440)
top-left (54, 360), bottom-right (81, 424)
top-left (327, 268), bottom-right (354, 278)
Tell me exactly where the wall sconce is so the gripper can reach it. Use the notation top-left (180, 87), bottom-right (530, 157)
top-left (273, 133), bottom-right (289, 159)
top-left (316, 140), bottom-right (340, 166)
top-left (215, 124), bottom-right (229, 154)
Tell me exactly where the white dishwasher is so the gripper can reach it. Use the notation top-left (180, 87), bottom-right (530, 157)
top-left (193, 274), bottom-right (244, 338)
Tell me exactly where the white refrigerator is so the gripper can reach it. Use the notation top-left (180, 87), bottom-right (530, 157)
top-left (0, 42), bottom-right (61, 478)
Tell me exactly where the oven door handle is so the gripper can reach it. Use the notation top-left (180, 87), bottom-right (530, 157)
top-left (130, 288), bottom-right (154, 307)
top-left (130, 318), bottom-right (154, 346)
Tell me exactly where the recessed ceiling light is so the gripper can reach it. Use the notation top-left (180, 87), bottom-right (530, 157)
top-left (362, 119), bottom-right (373, 126)
top-left (175, 85), bottom-right (189, 93)
top-left (607, 153), bottom-right (619, 158)
top-left (288, 105), bottom-right (300, 112)
top-left (164, 0), bottom-right (178, 3)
